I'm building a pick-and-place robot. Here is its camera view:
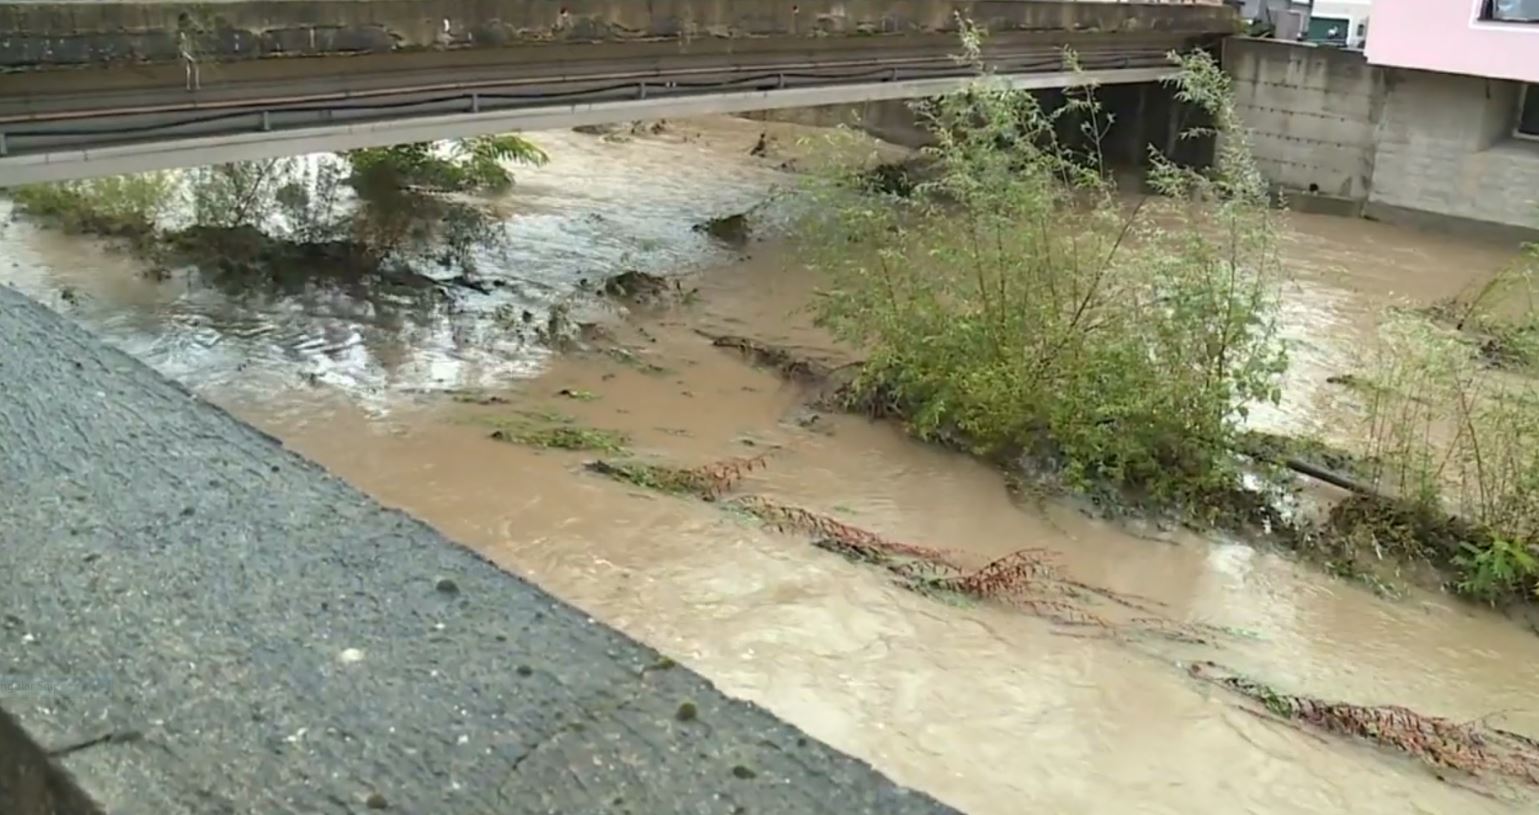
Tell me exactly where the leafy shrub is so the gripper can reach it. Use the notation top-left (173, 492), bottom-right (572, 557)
top-left (804, 31), bottom-right (1286, 505)
top-left (347, 134), bottom-right (547, 194)
top-left (9, 172), bottom-right (176, 240)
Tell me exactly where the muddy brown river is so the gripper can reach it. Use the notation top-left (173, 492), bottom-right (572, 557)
top-left (5, 117), bottom-right (1537, 813)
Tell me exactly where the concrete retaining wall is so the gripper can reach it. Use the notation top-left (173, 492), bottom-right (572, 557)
top-left (1224, 38), bottom-right (1380, 203)
top-left (0, 0), bottom-right (1239, 68)
top-left (1225, 37), bottom-right (1539, 235)
top-left (1369, 70), bottom-right (1539, 232)
top-left (745, 99), bottom-right (937, 148)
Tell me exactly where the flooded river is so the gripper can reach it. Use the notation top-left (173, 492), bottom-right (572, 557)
top-left (5, 117), bottom-right (1537, 813)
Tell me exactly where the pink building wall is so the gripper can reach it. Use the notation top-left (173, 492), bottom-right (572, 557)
top-left (1365, 0), bottom-right (1539, 84)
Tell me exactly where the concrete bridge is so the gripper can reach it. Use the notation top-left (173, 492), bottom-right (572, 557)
top-left (0, 0), bottom-right (1238, 184)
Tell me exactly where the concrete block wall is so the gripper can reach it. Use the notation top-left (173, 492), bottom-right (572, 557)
top-left (1369, 70), bottom-right (1539, 231)
top-left (1224, 37), bottom-right (1381, 201)
top-left (1226, 36), bottom-right (1539, 235)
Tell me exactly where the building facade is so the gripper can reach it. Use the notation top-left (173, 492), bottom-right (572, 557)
top-left (1229, 0), bottom-right (1539, 236)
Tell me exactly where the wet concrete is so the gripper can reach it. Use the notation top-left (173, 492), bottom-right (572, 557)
top-left (0, 283), bottom-right (957, 815)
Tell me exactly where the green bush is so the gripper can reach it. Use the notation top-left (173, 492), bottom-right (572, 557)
top-left (9, 172), bottom-right (176, 239)
top-left (347, 134), bottom-right (547, 194)
top-left (804, 34), bottom-right (1285, 505)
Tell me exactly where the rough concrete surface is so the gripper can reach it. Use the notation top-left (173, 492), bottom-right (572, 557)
top-left (0, 283), bottom-right (960, 815)
top-left (0, 0), bottom-right (1239, 68)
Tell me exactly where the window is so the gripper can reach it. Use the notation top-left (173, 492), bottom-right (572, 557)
top-left (1481, 0), bottom-right (1539, 23)
top-left (1306, 15), bottom-right (1350, 44)
top-left (1519, 85), bottom-right (1539, 140)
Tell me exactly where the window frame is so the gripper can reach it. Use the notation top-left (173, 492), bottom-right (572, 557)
top-left (1480, 0), bottom-right (1539, 24)
top-left (1517, 83), bottom-right (1539, 142)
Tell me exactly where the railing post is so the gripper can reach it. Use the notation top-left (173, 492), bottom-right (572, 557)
top-left (260, 111), bottom-right (271, 132)
top-left (471, 92), bottom-right (480, 113)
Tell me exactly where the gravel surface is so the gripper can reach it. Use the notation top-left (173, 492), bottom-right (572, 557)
top-left (0, 284), bottom-right (958, 815)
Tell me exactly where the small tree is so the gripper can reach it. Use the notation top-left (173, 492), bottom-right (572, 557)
top-left (805, 25), bottom-right (1286, 505)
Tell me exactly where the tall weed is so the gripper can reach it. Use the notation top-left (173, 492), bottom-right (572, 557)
top-left (1356, 250), bottom-right (1539, 602)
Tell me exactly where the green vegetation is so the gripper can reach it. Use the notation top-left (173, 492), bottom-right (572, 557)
top-left (1456, 536), bottom-right (1539, 604)
top-left (346, 134), bottom-right (547, 194)
top-left (1425, 242), bottom-right (1539, 370)
top-left (469, 407), bottom-right (625, 452)
top-left (1344, 245), bottom-right (1539, 604)
top-left (486, 419), bottom-right (628, 452)
top-left (804, 33), bottom-right (1285, 509)
top-left (9, 173), bottom-right (176, 243)
top-left (3, 132), bottom-right (549, 297)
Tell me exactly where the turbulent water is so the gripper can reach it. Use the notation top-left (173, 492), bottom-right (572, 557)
top-left (5, 117), bottom-right (1537, 814)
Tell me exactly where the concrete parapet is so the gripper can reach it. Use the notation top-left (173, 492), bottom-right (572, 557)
top-left (0, 1), bottom-right (1239, 69)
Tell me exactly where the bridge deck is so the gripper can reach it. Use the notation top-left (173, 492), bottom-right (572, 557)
top-left (0, 283), bottom-right (957, 815)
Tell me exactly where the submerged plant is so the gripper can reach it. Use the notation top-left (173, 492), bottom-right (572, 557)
top-left (586, 451), bottom-right (1206, 642)
top-left (1190, 661), bottom-right (1539, 789)
top-left (488, 421), bottom-right (627, 452)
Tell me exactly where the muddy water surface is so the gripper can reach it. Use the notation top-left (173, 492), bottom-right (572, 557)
top-left (5, 120), bottom-right (1538, 814)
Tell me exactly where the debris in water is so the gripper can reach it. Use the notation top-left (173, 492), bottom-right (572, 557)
top-left (1189, 660), bottom-right (1539, 789)
top-left (586, 454), bottom-right (1210, 642)
top-left (693, 213), bottom-right (750, 247)
top-left (449, 390), bottom-right (511, 406)
top-left (602, 270), bottom-right (672, 304)
top-left (603, 347), bottom-right (671, 375)
top-left (731, 495), bottom-right (963, 572)
top-left (704, 333), bottom-right (834, 383)
top-left (585, 454), bottom-right (767, 499)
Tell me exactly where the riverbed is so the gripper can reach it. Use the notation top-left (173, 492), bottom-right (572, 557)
top-left (4, 116), bottom-right (1536, 814)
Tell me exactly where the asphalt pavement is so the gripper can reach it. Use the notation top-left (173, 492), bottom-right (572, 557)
top-left (0, 283), bottom-right (959, 815)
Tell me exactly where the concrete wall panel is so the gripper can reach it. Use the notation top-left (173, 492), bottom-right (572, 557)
top-left (0, 0), bottom-right (1240, 68)
top-left (1369, 69), bottom-right (1539, 230)
top-left (1224, 38), bottom-right (1381, 201)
